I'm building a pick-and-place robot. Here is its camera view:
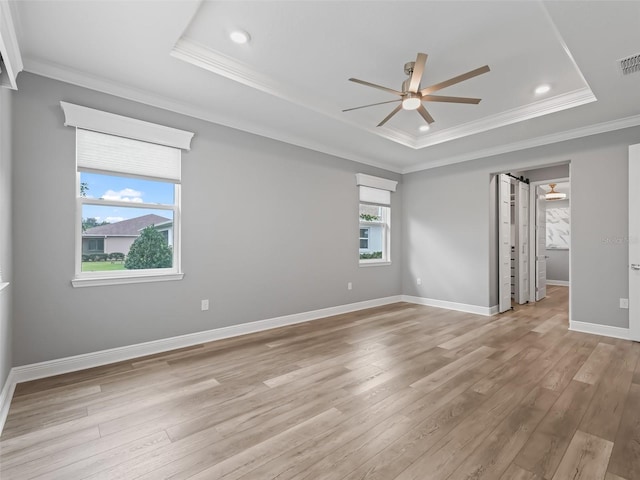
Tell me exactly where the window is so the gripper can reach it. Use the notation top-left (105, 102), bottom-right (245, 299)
top-left (359, 228), bottom-right (370, 249)
top-left (356, 173), bottom-right (397, 265)
top-left (359, 204), bottom-right (389, 262)
top-left (61, 102), bottom-right (194, 287)
top-left (84, 238), bottom-right (105, 253)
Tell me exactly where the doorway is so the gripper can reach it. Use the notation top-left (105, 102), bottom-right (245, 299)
top-left (494, 163), bottom-right (571, 314)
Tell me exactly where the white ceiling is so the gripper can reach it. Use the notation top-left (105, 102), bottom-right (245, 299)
top-left (9, 1), bottom-right (640, 173)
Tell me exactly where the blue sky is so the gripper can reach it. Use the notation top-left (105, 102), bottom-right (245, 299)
top-left (81, 172), bottom-right (174, 224)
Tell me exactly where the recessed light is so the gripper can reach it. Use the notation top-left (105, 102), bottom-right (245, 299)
top-left (230, 30), bottom-right (250, 44)
top-left (535, 84), bottom-right (551, 95)
top-left (419, 125), bottom-right (430, 132)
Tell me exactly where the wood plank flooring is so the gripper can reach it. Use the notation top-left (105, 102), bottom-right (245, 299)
top-left (1, 285), bottom-right (639, 479)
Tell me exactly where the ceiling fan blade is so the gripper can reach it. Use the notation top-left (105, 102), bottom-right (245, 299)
top-left (421, 94), bottom-right (481, 104)
top-left (377, 104), bottom-right (403, 127)
top-left (420, 65), bottom-right (490, 95)
top-left (417, 104), bottom-right (435, 124)
top-left (408, 53), bottom-right (428, 93)
top-left (349, 78), bottom-right (403, 96)
top-left (342, 99), bottom-right (401, 112)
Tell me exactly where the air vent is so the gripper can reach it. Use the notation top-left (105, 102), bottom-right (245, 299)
top-left (619, 54), bottom-right (640, 75)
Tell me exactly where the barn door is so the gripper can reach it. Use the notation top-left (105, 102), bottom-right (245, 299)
top-left (498, 174), bottom-right (512, 313)
top-left (535, 186), bottom-right (547, 301)
top-left (516, 181), bottom-right (530, 303)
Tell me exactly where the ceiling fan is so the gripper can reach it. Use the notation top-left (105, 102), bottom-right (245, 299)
top-left (343, 53), bottom-right (490, 127)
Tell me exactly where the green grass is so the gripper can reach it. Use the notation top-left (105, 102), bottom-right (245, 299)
top-left (81, 261), bottom-right (126, 272)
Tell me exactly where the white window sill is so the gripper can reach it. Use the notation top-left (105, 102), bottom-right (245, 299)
top-left (359, 261), bottom-right (392, 268)
top-left (0, 282), bottom-right (9, 292)
top-left (71, 273), bottom-right (184, 288)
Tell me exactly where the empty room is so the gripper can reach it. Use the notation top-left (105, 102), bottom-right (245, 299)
top-left (1, 1), bottom-right (640, 479)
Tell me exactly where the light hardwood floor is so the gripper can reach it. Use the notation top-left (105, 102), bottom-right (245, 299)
top-left (1, 286), bottom-right (639, 479)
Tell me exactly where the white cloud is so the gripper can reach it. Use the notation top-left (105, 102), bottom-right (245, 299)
top-left (102, 188), bottom-right (144, 203)
top-left (105, 216), bottom-right (125, 224)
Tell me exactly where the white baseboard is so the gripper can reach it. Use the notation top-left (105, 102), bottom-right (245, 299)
top-left (0, 295), bottom-right (402, 436)
top-left (0, 370), bottom-right (16, 435)
top-left (401, 295), bottom-right (497, 316)
top-left (569, 320), bottom-right (631, 340)
top-left (547, 280), bottom-right (570, 286)
top-left (11, 295), bottom-right (403, 385)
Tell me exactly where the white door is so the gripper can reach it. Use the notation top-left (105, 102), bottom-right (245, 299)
top-left (535, 186), bottom-right (547, 301)
top-left (629, 143), bottom-right (640, 341)
top-left (498, 174), bottom-right (512, 313)
top-left (516, 181), bottom-right (530, 303)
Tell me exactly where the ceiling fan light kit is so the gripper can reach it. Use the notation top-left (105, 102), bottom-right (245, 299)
top-left (545, 183), bottom-right (567, 201)
top-left (402, 93), bottom-right (421, 110)
top-left (343, 52), bottom-right (489, 128)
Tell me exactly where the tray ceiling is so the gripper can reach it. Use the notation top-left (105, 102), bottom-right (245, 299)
top-left (10, 1), bottom-right (640, 173)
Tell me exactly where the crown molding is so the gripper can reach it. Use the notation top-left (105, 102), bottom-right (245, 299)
top-left (23, 56), bottom-right (639, 177)
top-left (413, 88), bottom-right (596, 149)
top-left (0, 0), bottom-right (23, 89)
top-left (23, 56), bottom-right (401, 173)
top-left (170, 37), bottom-right (596, 152)
top-left (402, 113), bottom-right (640, 173)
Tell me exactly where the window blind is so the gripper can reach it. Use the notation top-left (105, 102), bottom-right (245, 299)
top-left (76, 129), bottom-right (181, 182)
top-left (359, 186), bottom-right (391, 205)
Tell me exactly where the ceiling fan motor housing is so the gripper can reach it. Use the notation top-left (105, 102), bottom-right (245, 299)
top-left (402, 78), bottom-right (414, 94)
top-left (404, 61), bottom-right (416, 76)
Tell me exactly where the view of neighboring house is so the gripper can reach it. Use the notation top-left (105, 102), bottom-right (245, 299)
top-left (359, 223), bottom-right (383, 255)
top-left (82, 214), bottom-right (171, 256)
top-left (153, 219), bottom-right (174, 247)
top-left (359, 204), bottom-right (385, 257)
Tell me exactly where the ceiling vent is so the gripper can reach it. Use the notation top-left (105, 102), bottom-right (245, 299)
top-left (619, 53), bottom-right (640, 75)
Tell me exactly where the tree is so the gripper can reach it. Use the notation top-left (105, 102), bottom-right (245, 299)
top-left (124, 226), bottom-right (172, 269)
top-left (82, 217), bottom-right (109, 232)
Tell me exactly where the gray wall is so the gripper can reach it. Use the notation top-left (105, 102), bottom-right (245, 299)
top-left (8, 72), bottom-right (638, 367)
top-left (547, 249), bottom-right (569, 282)
top-left (0, 87), bottom-right (13, 389)
top-left (12, 73), bottom-right (402, 366)
top-left (522, 163), bottom-right (570, 183)
top-left (402, 162), bottom-right (495, 307)
top-left (402, 127), bottom-right (638, 328)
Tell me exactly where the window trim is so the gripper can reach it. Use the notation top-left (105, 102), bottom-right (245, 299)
top-left (359, 203), bottom-right (391, 266)
top-left (356, 173), bottom-right (396, 267)
top-left (63, 102), bottom-right (193, 287)
top-left (74, 174), bottom-right (182, 287)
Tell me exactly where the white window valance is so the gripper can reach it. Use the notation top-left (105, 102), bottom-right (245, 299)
top-left (60, 102), bottom-right (194, 150)
top-left (356, 173), bottom-right (398, 205)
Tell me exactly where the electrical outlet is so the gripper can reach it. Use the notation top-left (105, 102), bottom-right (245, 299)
top-left (620, 298), bottom-right (629, 309)
top-left (201, 299), bottom-right (209, 311)
top-left (347, 282), bottom-right (353, 290)
top-left (417, 278), bottom-right (422, 286)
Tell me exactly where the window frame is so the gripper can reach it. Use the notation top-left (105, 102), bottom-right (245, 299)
top-left (74, 172), bottom-right (183, 287)
top-left (356, 174), bottom-right (396, 267)
top-left (62, 102), bottom-right (193, 288)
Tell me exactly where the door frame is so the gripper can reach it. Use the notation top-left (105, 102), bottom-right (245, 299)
top-left (629, 144), bottom-right (640, 341)
top-left (528, 176), bottom-right (571, 309)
